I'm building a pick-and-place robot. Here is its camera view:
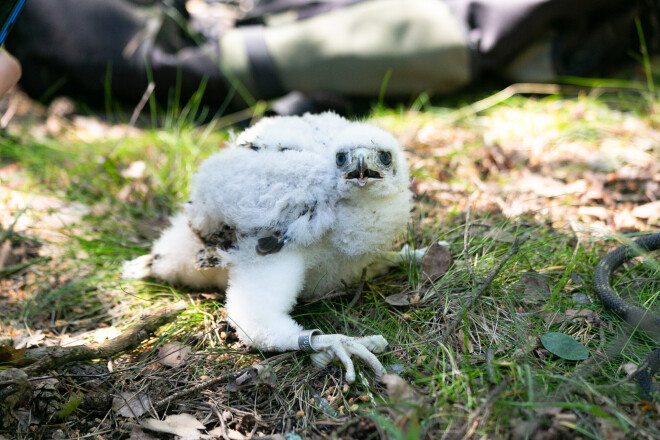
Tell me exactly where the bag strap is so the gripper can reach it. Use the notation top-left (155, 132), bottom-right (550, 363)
top-left (242, 25), bottom-right (287, 99)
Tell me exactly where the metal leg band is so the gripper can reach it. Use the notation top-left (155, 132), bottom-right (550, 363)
top-left (298, 329), bottom-right (323, 352)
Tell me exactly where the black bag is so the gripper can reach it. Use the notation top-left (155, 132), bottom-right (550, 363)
top-left (5, 0), bottom-right (654, 115)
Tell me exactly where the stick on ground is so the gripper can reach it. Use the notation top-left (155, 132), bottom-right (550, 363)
top-left (441, 235), bottom-right (527, 344)
top-left (24, 301), bottom-right (188, 376)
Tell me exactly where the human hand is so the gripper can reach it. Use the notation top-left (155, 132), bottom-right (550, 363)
top-left (0, 49), bottom-right (21, 98)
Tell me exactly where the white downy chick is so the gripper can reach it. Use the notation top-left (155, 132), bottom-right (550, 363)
top-left (124, 112), bottom-right (421, 383)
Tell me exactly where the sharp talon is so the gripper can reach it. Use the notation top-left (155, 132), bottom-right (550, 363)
top-left (309, 334), bottom-right (388, 382)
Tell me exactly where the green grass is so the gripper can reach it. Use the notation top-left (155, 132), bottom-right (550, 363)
top-left (0, 86), bottom-right (659, 439)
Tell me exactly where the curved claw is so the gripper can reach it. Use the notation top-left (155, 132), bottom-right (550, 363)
top-left (309, 334), bottom-right (388, 383)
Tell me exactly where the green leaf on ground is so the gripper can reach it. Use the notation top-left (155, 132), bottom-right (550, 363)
top-left (540, 332), bottom-right (589, 361)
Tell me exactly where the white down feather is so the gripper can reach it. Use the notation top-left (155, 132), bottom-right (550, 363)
top-left (141, 112), bottom-right (412, 299)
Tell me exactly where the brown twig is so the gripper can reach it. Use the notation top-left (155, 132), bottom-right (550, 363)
top-left (303, 290), bottom-right (351, 305)
top-left (23, 301), bottom-right (187, 376)
top-left (152, 352), bottom-right (295, 411)
top-left (203, 403), bottom-right (231, 440)
top-left (441, 235), bottom-right (527, 344)
top-left (347, 268), bottom-right (368, 309)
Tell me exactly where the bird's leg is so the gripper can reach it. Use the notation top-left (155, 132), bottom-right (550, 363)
top-left (122, 214), bottom-right (228, 289)
top-left (300, 245), bottom-right (428, 382)
top-left (225, 252), bottom-right (306, 351)
top-left (364, 244), bottom-right (428, 279)
top-left (225, 252), bottom-right (390, 382)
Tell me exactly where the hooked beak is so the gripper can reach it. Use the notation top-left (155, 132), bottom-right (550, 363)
top-left (356, 154), bottom-right (367, 186)
top-left (345, 152), bottom-right (382, 186)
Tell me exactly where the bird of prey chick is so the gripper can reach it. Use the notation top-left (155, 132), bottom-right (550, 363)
top-left (124, 112), bottom-right (422, 383)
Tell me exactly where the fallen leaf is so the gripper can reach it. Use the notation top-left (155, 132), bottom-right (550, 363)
top-left (518, 271), bottom-right (551, 303)
top-left (382, 374), bottom-right (424, 405)
top-left (632, 201), bottom-right (660, 222)
top-left (621, 362), bottom-right (639, 377)
top-left (141, 413), bottom-right (207, 440)
top-left (0, 345), bottom-right (35, 367)
top-left (112, 391), bottom-right (150, 418)
top-left (543, 311), bottom-right (563, 326)
top-left (564, 308), bottom-right (598, 323)
top-left (158, 343), bottom-right (192, 368)
top-left (384, 293), bottom-right (413, 307)
top-left (382, 374), bottom-right (424, 436)
top-left (13, 330), bottom-right (45, 349)
top-left (540, 332), bottom-right (589, 361)
top-left (226, 428), bottom-right (246, 440)
top-left (421, 242), bottom-right (452, 281)
top-left (577, 206), bottom-right (610, 221)
top-left (614, 208), bottom-right (639, 230)
top-left (129, 425), bottom-right (159, 440)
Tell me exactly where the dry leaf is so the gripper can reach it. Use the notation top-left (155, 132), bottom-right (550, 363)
top-left (384, 293), bottom-right (413, 307)
top-left (227, 429), bottom-right (246, 440)
top-left (129, 425), bottom-right (159, 440)
top-left (382, 374), bottom-right (424, 435)
top-left (112, 391), bottom-right (150, 418)
top-left (577, 206), bottom-right (610, 221)
top-left (141, 413), bottom-right (207, 440)
top-left (621, 362), bottom-right (639, 377)
top-left (13, 330), bottom-right (45, 349)
top-left (632, 201), bottom-right (660, 222)
top-left (0, 345), bottom-right (35, 367)
top-left (158, 343), bottom-right (192, 368)
top-left (382, 374), bottom-right (423, 405)
top-left (564, 308), bottom-right (598, 323)
top-left (521, 271), bottom-right (551, 293)
top-left (207, 427), bottom-right (245, 440)
top-left (421, 242), bottom-right (452, 281)
top-left (543, 311), bottom-right (563, 326)
top-left (519, 271), bottom-right (551, 304)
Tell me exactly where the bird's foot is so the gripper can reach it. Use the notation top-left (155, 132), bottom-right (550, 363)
top-left (308, 334), bottom-right (388, 383)
top-left (122, 254), bottom-right (154, 279)
top-left (400, 244), bottom-right (428, 263)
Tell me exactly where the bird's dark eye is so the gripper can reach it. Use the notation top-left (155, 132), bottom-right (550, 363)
top-left (336, 152), bottom-right (347, 167)
top-left (379, 151), bottom-right (392, 166)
